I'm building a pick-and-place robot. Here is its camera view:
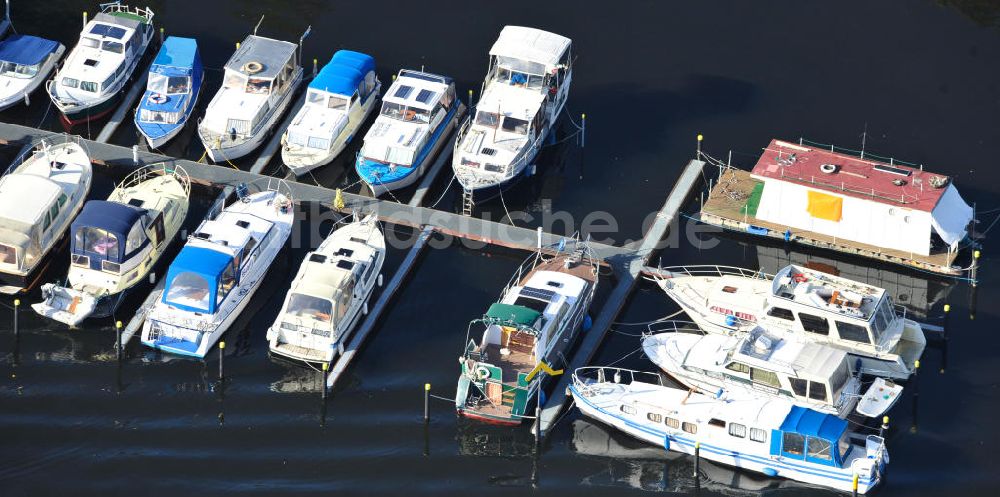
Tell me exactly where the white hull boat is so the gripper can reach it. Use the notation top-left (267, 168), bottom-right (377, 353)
top-left (0, 35), bottom-right (65, 111)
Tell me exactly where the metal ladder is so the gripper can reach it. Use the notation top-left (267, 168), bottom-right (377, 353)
top-left (461, 188), bottom-right (475, 217)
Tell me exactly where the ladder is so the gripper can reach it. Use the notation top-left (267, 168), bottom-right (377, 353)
top-left (461, 188), bottom-right (475, 217)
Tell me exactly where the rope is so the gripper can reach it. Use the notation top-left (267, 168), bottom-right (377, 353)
top-left (612, 310), bottom-right (685, 326)
top-left (427, 174), bottom-right (455, 209)
top-left (497, 185), bottom-right (517, 226)
top-left (606, 346), bottom-right (643, 367)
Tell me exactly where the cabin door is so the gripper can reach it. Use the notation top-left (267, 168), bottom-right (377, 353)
top-left (150, 213), bottom-right (166, 248)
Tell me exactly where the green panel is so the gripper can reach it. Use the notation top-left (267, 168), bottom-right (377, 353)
top-left (486, 303), bottom-right (541, 327)
top-left (741, 181), bottom-right (765, 217)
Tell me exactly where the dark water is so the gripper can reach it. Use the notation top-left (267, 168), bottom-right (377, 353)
top-left (2, 0), bottom-right (1000, 495)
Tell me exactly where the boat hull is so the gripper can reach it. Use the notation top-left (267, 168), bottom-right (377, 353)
top-left (58, 93), bottom-right (120, 126)
top-left (0, 45), bottom-right (65, 112)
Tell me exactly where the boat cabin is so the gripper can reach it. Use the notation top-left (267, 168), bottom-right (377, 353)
top-left (218, 35), bottom-right (298, 134)
top-left (0, 34), bottom-right (59, 80)
top-left (361, 70), bottom-right (455, 167)
top-left (289, 50), bottom-right (377, 149)
top-left (487, 25), bottom-right (571, 103)
top-left (0, 175), bottom-right (69, 271)
top-left (70, 201), bottom-right (159, 276)
top-left (278, 245), bottom-right (379, 336)
top-left (139, 37), bottom-right (202, 124)
top-left (60, 13), bottom-right (146, 95)
top-left (771, 406), bottom-right (853, 468)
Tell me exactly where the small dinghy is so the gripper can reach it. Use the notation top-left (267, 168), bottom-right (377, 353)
top-left (46, 2), bottom-right (154, 125)
top-left (267, 213), bottom-right (385, 364)
top-left (570, 366), bottom-right (890, 494)
top-left (140, 183), bottom-right (294, 358)
top-left (198, 30), bottom-right (306, 162)
top-left (0, 34), bottom-right (65, 111)
top-left (134, 37), bottom-right (204, 149)
top-left (355, 69), bottom-right (459, 196)
top-left (282, 50), bottom-right (380, 175)
top-left (0, 136), bottom-right (92, 294)
top-left (32, 164), bottom-right (190, 326)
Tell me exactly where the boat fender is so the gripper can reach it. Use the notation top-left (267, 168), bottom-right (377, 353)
top-left (475, 365), bottom-right (491, 380)
top-left (582, 314), bottom-right (593, 332)
top-left (725, 315), bottom-right (738, 327)
top-left (762, 467), bottom-right (778, 477)
top-left (539, 390), bottom-right (546, 406)
top-left (242, 61), bottom-right (264, 74)
top-left (148, 93), bottom-right (167, 104)
top-left (793, 273), bottom-right (808, 283)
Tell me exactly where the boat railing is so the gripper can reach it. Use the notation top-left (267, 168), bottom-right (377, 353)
top-left (100, 2), bottom-right (155, 23)
top-left (454, 113), bottom-right (473, 151)
top-left (116, 162), bottom-right (191, 198)
top-left (4, 133), bottom-right (85, 176)
top-left (572, 366), bottom-right (664, 393)
top-left (647, 264), bottom-right (772, 282)
top-left (643, 319), bottom-right (706, 338)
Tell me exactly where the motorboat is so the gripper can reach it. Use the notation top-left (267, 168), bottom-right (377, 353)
top-left (0, 34), bottom-right (65, 111)
top-left (134, 36), bottom-right (203, 149)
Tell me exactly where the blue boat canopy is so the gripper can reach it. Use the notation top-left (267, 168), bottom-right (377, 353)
top-left (309, 50), bottom-right (375, 97)
top-left (150, 36), bottom-right (202, 78)
top-left (162, 246), bottom-right (234, 314)
top-left (779, 406), bottom-right (848, 442)
top-left (71, 201), bottom-right (147, 264)
top-left (0, 34), bottom-right (59, 66)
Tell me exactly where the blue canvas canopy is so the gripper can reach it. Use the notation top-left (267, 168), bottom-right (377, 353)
top-left (71, 201), bottom-right (147, 264)
top-left (779, 406), bottom-right (847, 442)
top-left (0, 34), bottom-right (59, 66)
top-left (309, 50), bottom-right (375, 97)
top-left (150, 36), bottom-right (202, 78)
top-left (162, 246), bottom-right (233, 314)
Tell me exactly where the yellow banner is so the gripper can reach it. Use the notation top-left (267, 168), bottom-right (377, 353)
top-left (807, 190), bottom-right (843, 222)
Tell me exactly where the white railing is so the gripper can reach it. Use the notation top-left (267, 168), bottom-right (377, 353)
top-left (117, 162), bottom-right (191, 198)
top-left (643, 319), bottom-right (707, 338)
top-left (572, 366), bottom-right (664, 394)
top-left (649, 264), bottom-right (772, 280)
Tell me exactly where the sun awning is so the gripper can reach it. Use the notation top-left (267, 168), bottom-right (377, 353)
top-left (930, 184), bottom-right (973, 248)
top-left (485, 303), bottom-right (541, 328)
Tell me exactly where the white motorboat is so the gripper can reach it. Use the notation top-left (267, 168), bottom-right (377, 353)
top-left (452, 26), bottom-right (573, 201)
top-left (282, 50), bottom-right (380, 175)
top-left (140, 185), bottom-right (294, 358)
top-left (0, 136), bottom-right (92, 294)
top-left (198, 32), bottom-right (305, 162)
top-left (267, 213), bottom-right (385, 364)
top-left (641, 325), bottom-right (903, 418)
top-left (569, 366), bottom-right (889, 494)
top-left (651, 264), bottom-right (926, 380)
top-left (0, 34), bottom-right (65, 111)
top-left (33, 164), bottom-right (191, 326)
top-left (46, 2), bottom-right (154, 125)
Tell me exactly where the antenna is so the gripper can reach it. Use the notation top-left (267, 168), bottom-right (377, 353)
top-left (860, 122), bottom-right (868, 159)
top-left (253, 14), bottom-right (265, 36)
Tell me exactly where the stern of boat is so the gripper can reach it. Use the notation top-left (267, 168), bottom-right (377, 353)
top-left (31, 283), bottom-right (99, 326)
top-left (893, 319), bottom-right (926, 374)
top-left (456, 351), bottom-right (530, 425)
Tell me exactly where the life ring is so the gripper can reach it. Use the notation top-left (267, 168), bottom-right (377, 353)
top-left (819, 163), bottom-right (838, 174)
top-left (793, 273), bottom-right (808, 283)
top-left (475, 365), bottom-right (491, 381)
top-left (242, 61), bottom-right (264, 74)
top-left (148, 93), bottom-right (167, 104)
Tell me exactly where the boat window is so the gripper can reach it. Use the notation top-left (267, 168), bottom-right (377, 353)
top-left (124, 221), bottom-right (146, 256)
top-left (61, 77), bottom-right (80, 89)
top-left (790, 377), bottom-right (808, 397)
top-left (665, 417), bottom-right (680, 429)
top-left (835, 321), bottom-right (871, 344)
top-left (750, 428), bottom-right (767, 443)
top-left (501, 116), bottom-right (530, 135)
top-left (729, 423), bottom-right (747, 438)
top-left (58, 194), bottom-right (68, 207)
top-left (0, 62), bottom-right (40, 79)
top-left (750, 367), bottom-right (781, 388)
top-left (80, 37), bottom-right (100, 49)
top-left (48, 203), bottom-right (60, 224)
top-left (308, 136), bottom-right (331, 150)
top-left (89, 24), bottom-right (127, 39)
top-left (217, 262), bottom-right (236, 304)
top-left (513, 296), bottom-right (549, 313)
top-left (767, 307), bottom-right (795, 321)
top-left (165, 272), bottom-right (211, 311)
top-left (806, 436), bottom-right (833, 461)
top-left (871, 298), bottom-right (894, 342)
top-left (722, 285), bottom-right (738, 293)
top-left (148, 73), bottom-right (190, 95)
top-left (224, 71), bottom-right (247, 89)
top-left (101, 72), bottom-right (116, 93)
top-left (80, 81), bottom-right (99, 93)
top-left (380, 101), bottom-right (429, 123)
top-left (475, 110), bottom-right (500, 128)
top-left (809, 381), bottom-right (828, 401)
top-left (781, 432), bottom-right (805, 458)
top-left (838, 432), bottom-right (851, 460)
top-left (495, 64), bottom-right (545, 90)
top-left (708, 418), bottom-right (726, 428)
top-left (336, 278), bottom-right (353, 322)
top-left (647, 412), bottom-right (662, 423)
top-left (247, 78), bottom-right (272, 94)
top-left (798, 313), bottom-right (830, 335)
top-left (725, 361), bottom-right (750, 374)
top-left (0, 244), bottom-right (17, 265)
top-left (620, 404), bottom-right (636, 415)
top-left (830, 363), bottom-right (850, 394)
top-left (286, 293), bottom-right (333, 323)
top-left (102, 40), bottom-right (124, 54)
top-left (362, 258), bottom-right (376, 282)
top-left (307, 90), bottom-right (326, 105)
top-left (328, 95), bottom-right (349, 110)
top-left (682, 422), bottom-right (698, 434)
top-left (75, 227), bottom-right (119, 258)
top-left (235, 237), bottom-right (258, 270)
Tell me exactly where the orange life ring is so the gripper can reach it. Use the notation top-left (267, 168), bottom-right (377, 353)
top-left (793, 273), bottom-right (808, 283)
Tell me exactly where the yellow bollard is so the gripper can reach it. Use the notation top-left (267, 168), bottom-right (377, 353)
top-left (236, 42), bottom-right (240, 50)
top-left (423, 383), bottom-right (431, 421)
top-left (334, 188), bottom-right (345, 210)
top-left (852, 473), bottom-right (859, 496)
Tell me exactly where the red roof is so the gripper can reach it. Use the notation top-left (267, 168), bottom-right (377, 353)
top-left (749, 139), bottom-right (953, 212)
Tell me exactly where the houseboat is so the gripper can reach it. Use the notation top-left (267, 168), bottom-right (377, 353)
top-left (650, 264), bottom-right (925, 380)
top-left (355, 69), bottom-right (459, 196)
top-left (134, 36), bottom-right (203, 149)
top-left (46, 2), bottom-right (154, 125)
top-left (0, 137), bottom-right (92, 294)
top-left (0, 34), bottom-right (65, 111)
top-left (698, 138), bottom-right (977, 276)
top-left (569, 366), bottom-right (889, 494)
top-left (32, 164), bottom-right (190, 325)
top-left (198, 33), bottom-right (304, 162)
top-left (267, 213), bottom-right (384, 364)
top-left (452, 26), bottom-right (573, 201)
top-left (282, 50), bottom-right (380, 175)
top-left (140, 185), bottom-right (294, 358)
top-left (455, 239), bottom-right (597, 425)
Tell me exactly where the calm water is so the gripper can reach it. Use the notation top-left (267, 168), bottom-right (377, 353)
top-left (2, 0), bottom-right (999, 495)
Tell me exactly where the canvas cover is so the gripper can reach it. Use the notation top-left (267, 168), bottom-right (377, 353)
top-left (0, 34), bottom-right (59, 66)
top-left (486, 303), bottom-right (540, 327)
top-left (930, 184), bottom-right (974, 247)
top-left (806, 191), bottom-right (843, 222)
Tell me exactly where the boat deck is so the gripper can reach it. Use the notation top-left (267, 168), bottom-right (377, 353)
top-left (700, 168), bottom-right (960, 275)
top-left (483, 343), bottom-right (534, 384)
top-left (524, 253), bottom-right (599, 285)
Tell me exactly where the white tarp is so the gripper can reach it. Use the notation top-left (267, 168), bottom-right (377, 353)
top-left (930, 184), bottom-right (974, 248)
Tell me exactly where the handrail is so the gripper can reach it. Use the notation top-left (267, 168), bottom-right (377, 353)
top-left (648, 264), bottom-right (772, 281)
top-left (644, 319), bottom-right (707, 338)
top-left (572, 366), bottom-right (664, 390)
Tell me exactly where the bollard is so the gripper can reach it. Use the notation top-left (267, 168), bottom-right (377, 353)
top-left (218, 341), bottom-right (225, 381)
top-left (972, 249), bottom-right (980, 287)
top-left (83, 11), bottom-right (88, 29)
top-left (852, 473), bottom-right (859, 497)
top-left (22, 92), bottom-right (29, 107)
top-left (693, 441), bottom-right (700, 478)
top-left (696, 133), bottom-right (704, 158)
top-left (322, 362), bottom-right (329, 399)
top-left (580, 114), bottom-right (586, 148)
top-left (536, 226), bottom-right (543, 250)
top-left (159, 27), bottom-right (164, 45)
top-left (468, 89), bottom-right (474, 110)
top-left (132, 145), bottom-right (139, 165)
top-left (12, 298), bottom-right (19, 338)
top-left (879, 415), bottom-right (889, 437)
top-left (313, 58), bottom-right (318, 77)
top-left (236, 42), bottom-right (240, 50)
top-left (943, 303), bottom-right (951, 340)
top-left (115, 320), bottom-right (123, 361)
top-left (423, 383), bottom-right (430, 422)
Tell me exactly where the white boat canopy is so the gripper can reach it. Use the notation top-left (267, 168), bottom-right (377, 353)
top-left (489, 26), bottom-right (570, 73)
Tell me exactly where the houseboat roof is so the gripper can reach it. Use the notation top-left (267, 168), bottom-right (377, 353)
top-left (152, 36), bottom-right (198, 70)
top-left (0, 34), bottom-right (59, 66)
top-left (226, 35), bottom-right (296, 79)
top-left (750, 139), bottom-right (953, 212)
top-left (490, 26), bottom-right (570, 69)
top-left (309, 50), bottom-right (374, 96)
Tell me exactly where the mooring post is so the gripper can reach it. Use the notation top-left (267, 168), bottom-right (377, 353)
top-left (423, 383), bottom-right (430, 422)
top-left (971, 249), bottom-right (980, 287)
top-left (693, 441), bottom-right (700, 478)
top-left (159, 27), bottom-right (164, 45)
top-left (943, 303), bottom-right (951, 341)
top-left (218, 341), bottom-right (225, 381)
top-left (467, 89), bottom-right (474, 111)
top-left (536, 226), bottom-right (543, 250)
top-left (321, 362), bottom-right (328, 399)
top-left (879, 415), bottom-right (889, 438)
top-left (313, 58), bottom-right (318, 77)
top-left (696, 133), bottom-right (703, 159)
top-left (852, 473), bottom-right (859, 497)
top-left (534, 406), bottom-right (541, 440)
top-left (580, 114), bottom-right (586, 148)
top-left (12, 298), bottom-right (18, 338)
top-left (83, 11), bottom-right (87, 29)
top-left (115, 320), bottom-right (123, 361)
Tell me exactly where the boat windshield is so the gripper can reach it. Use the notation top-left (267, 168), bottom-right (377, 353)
top-left (831, 363), bottom-right (850, 394)
top-left (838, 432), bottom-right (851, 463)
top-left (380, 102), bottom-right (429, 123)
top-left (148, 73), bottom-right (190, 95)
top-left (475, 110), bottom-right (499, 128)
top-left (102, 40), bottom-right (124, 54)
top-left (285, 293), bottom-right (334, 323)
top-left (0, 243), bottom-right (17, 266)
top-left (501, 116), bottom-right (530, 135)
top-left (495, 65), bottom-right (545, 90)
top-left (307, 90), bottom-right (349, 111)
top-left (247, 77), bottom-right (272, 95)
top-left (0, 62), bottom-right (40, 79)
top-left (223, 70), bottom-right (248, 90)
top-left (870, 297), bottom-right (895, 343)
top-left (80, 37), bottom-right (100, 49)
top-left (74, 227), bottom-right (119, 258)
top-left (165, 271), bottom-right (212, 312)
